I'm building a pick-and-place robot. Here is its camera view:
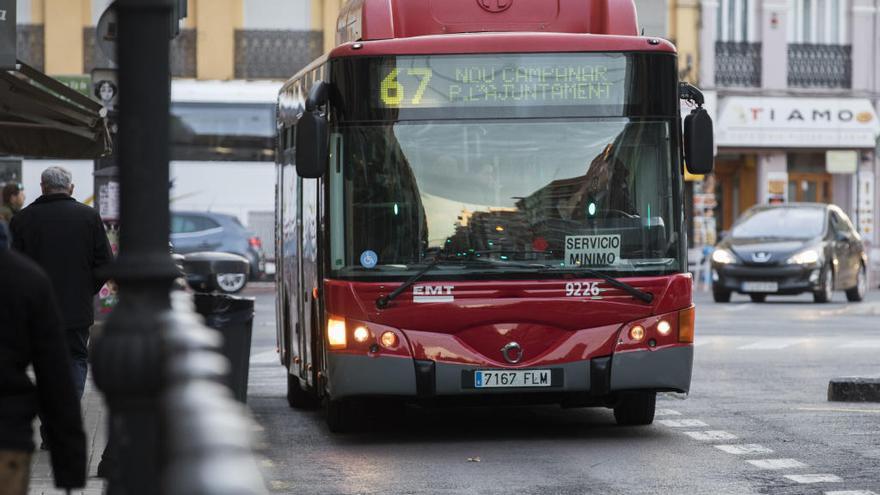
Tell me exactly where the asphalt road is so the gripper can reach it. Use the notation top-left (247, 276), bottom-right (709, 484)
top-left (244, 283), bottom-right (880, 495)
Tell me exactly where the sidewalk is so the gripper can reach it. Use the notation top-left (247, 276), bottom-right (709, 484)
top-left (28, 374), bottom-right (107, 495)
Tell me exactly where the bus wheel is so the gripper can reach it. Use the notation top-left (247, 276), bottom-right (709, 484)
top-left (326, 398), bottom-right (361, 433)
top-left (613, 391), bottom-right (656, 426)
top-left (286, 373), bottom-right (318, 409)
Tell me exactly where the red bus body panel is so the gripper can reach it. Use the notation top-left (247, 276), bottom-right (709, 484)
top-left (337, 0), bottom-right (640, 41)
top-left (325, 274), bottom-right (693, 368)
top-left (328, 33), bottom-right (675, 59)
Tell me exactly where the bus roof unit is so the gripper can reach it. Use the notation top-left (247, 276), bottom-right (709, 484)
top-left (336, 0), bottom-right (640, 44)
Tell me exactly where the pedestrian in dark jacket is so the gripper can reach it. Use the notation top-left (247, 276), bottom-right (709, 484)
top-left (0, 222), bottom-right (87, 494)
top-left (9, 166), bottom-right (113, 399)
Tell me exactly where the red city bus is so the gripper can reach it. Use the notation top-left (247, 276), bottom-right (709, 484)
top-left (275, 0), bottom-right (714, 432)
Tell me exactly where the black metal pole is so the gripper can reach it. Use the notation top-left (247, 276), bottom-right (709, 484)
top-left (91, 0), bottom-right (178, 493)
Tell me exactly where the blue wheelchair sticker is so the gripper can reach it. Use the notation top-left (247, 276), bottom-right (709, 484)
top-left (360, 250), bottom-right (378, 269)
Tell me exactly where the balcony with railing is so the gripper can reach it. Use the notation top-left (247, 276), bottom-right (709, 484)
top-left (787, 44), bottom-right (851, 89)
top-left (715, 41), bottom-right (762, 87)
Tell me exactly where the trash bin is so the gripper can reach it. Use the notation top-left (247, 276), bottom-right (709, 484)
top-left (193, 293), bottom-right (255, 403)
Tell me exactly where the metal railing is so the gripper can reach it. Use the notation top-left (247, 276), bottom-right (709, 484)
top-left (715, 41), bottom-right (762, 87)
top-left (234, 30), bottom-right (322, 80)
top-left (788, 43), bottom-right (851, 89)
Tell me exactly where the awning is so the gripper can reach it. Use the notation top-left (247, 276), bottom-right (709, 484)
top-left (715, 96), bottom-right (880, 149)
top-left (0, 61), bottom-right (111, 159)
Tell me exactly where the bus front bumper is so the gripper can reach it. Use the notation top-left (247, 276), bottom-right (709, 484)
top-left (326, 345), bottom-right (693, 399)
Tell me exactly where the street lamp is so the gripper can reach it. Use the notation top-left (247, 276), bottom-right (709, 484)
top-left (90, 1), bottom-right (266, 493)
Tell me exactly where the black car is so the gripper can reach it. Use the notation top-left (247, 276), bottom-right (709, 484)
top-left (711, 203), bottom-right (868, 304)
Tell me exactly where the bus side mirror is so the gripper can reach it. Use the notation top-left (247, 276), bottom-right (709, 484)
top-left (684, 107), bottom-right (714, 175)
top-left (296, 82), bottom-right (329, 178)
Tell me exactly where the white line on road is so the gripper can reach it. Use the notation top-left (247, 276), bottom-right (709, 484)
top-left (723, 304), bottom-right (752, 312)
top-left (714, 444), bottom-right (773, 455)
top-left (683, 431), bottom-right (739, 441)
top-left (747, 459), bottom-right (807, 470)
top-left (796, 407), bottom-right (880, 414)
top-left (825, 491), bottom-right (878, 494)
top-left (655, 409), bottom-right (682, 416)
top-left (836, 340), bottom-right (880, 349)
top-left (693, 337), bottom-right (717, 347)
top-left (737, 339), bottom-right (809, 350)
top-left (250, 350), bottom-right (279, 364)
top-left (657, 419), bottom-right (709, 428)
top-left (783, 474), bottom-right (843, 483)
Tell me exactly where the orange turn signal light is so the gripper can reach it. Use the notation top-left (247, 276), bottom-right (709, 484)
top-left (678, 306), bottom-right (695, 343)
top-left (327, 316), bottom-right (347, 349)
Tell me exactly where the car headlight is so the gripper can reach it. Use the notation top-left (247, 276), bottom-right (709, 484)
top-left (711, 249), bottom-right (736, 264)
top-left (787, 248), bottom-right (820, 265)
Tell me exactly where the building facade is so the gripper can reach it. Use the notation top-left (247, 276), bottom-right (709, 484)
top-left (13, 0), bottom-right (329, 80)
top-left (697, 0), bottom-right (880, 280)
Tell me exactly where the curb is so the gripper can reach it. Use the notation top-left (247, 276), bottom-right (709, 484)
top-left (828, 377), bottom-right (880, 402)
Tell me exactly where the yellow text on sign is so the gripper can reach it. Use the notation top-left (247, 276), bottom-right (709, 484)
top-left (381, 68), bottom-right (433, 107)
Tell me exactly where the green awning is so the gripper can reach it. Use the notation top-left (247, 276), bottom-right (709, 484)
top-left (0, 61), bottom-right (111, 159)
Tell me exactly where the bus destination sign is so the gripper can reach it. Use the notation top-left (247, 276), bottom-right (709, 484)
top-left (376, 54), bottom-right (627, 110)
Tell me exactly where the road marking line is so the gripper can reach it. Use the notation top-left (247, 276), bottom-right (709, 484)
top-left (796, 407), bottom-right (880, 414)
top-left (683, 431), bottom-right (738, 441)
top-left (714, 444), bottom-right (773, 455)
top-left (784, 474), bottom-right (843, 483)
top-left (250, 350), bottom-right (279, 364)
top-left (737, 339), bottom-right (808, 350)
top-left (693, 337), bottom-right (717, 347)
top-left (655, 409), bottom-right (682, 416)
top-left (837, 340), bottom-right (880, 349)
top-left (269, 480), bottom-right (291, 490)
top-left (825, 491), bottom-right (878, 495)
top-left (723, 304), bottom-right (751, 312)
top-left (657, 419), bottom-right (708, 428)
top-left (747, 459), bottom-right (807, 470)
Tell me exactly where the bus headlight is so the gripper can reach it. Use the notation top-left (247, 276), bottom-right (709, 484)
top-left (657, 320), bottom-right (672, 336)
top-left (327, 316), bottom-right (347, 349)
top-left (380, 331), bottom-right (399, 349)
top-left (711, 249), bottom-right (735, 264)
top-left (629, 325), bottom-right (645, 341)
top-left (787, 248), bottom-right (820, 265)
top-left (353, 326), bottom-right (370, 343)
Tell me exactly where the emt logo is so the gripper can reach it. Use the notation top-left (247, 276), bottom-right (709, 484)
top-left (413, 285), bottom-right (455, 303)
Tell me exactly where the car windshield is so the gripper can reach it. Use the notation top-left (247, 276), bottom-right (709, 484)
top-left (328, 118), bottom-right (681, 278)
top-left (731, 207), bottom-right (825, 239)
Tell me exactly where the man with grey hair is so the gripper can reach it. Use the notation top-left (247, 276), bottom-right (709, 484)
top-left (9, 166), bottom-right (113, 409)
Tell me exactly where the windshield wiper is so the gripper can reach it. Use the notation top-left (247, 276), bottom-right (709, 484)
top-left (543, 266), bottom-right (654, 304)
top-left (374, 257), bottom-right (456, 309)
top-left (375, 256), bottom-right (544, 309)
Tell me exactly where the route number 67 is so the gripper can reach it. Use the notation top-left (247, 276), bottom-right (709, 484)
top-left (565, 282), bottom-right (601, 297)
top-left (381, 68), bottom-right (433, 107)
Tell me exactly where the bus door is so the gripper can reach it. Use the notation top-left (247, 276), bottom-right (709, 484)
top-left (280, 159), bottom-right (301, 376)
top-left (299, 177), bottom-right (321, 387)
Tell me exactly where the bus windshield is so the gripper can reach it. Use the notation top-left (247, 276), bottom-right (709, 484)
top-left (323, 52), bottom-right (681, 279)
top-left (329, 118), bottom-right (681, 278)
